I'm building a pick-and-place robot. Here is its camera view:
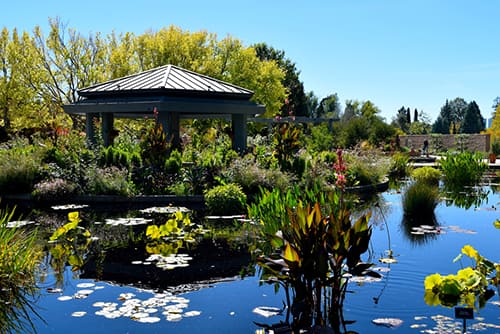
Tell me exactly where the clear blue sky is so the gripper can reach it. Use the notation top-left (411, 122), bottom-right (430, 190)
top-left (2, 0), bottom-right (499, 122)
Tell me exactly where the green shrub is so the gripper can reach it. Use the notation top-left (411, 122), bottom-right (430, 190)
top-left (389, 152), bottom-right (411, 177)
top-left (402, 181), bottom-right (440, 220)
top-left (344, 150), bottom-right (390, 186)
top-left (99, 146), bottom-right (142, 169)
top-left (439, 151), bottom-right (487, 189)
top-left (164, 149), bottom-right (182, 174)
top-left (223, 155), bottom-right (294, 195)
top-left (411, 167), bottom-right (441, 186)
top-left (204, 183), bottom-right (247, 215)
top-left (0, 141), bottom-right (43, 194)
top-left (85, 167), bottom-right (136, 196)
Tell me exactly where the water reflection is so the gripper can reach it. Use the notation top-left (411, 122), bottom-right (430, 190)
top-left (441, 186), bottom-right (490, 210)
top-left (400, 213), bottom-right (441, 245)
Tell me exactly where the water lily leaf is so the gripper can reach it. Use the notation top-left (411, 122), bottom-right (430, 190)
top-left (372, 317), bottom-right (403, 328)
top-left (379, 257), bottom-right (397, 264)
top-left (252, 306), bottom-right (282, 318)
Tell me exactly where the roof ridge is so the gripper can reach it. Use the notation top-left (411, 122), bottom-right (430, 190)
top-left (161, 65), bottom-right (173, 88)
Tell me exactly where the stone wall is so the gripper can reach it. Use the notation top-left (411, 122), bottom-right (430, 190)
top-left (399, 134), bottom-right (491, 153)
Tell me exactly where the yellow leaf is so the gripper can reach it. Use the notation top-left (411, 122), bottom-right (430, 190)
top-left (283, 243), bottom-right (299, 263)
top-left (146, 225), bottom-right (160, 239)
top-left (68, 211), bottom-right (80, 223)
top-left (424, 290), bottom-right (441, 306)
top-left (461, 245), bottom-right (479, 261)
top-left (493, 219), bottom-right (500, 229)
top-left (424, 273), bottom-right (442, 290)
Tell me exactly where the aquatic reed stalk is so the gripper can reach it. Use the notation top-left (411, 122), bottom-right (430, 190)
top-left (0, 206), bottom-right (43, 333)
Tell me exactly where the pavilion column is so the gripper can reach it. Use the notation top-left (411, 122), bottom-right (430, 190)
top-left (231, 113), bottom-right (247, 154)
top-left (158, 111), bottom-right (180, 150)
top-left (86, 113), bottom-right (99, 146)
top-left (101, 112), bottom-right (114, 147)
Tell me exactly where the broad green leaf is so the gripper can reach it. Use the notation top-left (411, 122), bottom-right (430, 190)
top-left (440, 276), bottom-right (462, 297)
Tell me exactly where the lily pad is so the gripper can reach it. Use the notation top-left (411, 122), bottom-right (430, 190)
top-left (252, 306), bottom-right (282, 318)
top-left (71, 311), bottom-right (87, 317)
top-left (372, 317), bottom-right (403, 328)
top-left (379, 257), bottom-right (398, 264)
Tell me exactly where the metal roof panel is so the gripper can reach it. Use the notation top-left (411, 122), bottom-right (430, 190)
top-left (79, 65), bottom-right (253, 98)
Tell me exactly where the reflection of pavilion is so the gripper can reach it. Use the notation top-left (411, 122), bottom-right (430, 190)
top-left (64, 65), bottom-right (265, 153)
top-left (80, 237), bottom-right (252, 291)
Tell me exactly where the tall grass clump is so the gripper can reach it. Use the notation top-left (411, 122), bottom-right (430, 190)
top-left (402, 181), bottom-right (440, 221)
top-left (439, 151), bottom-right (487, 190)
top-left (0, 207), bottom-right (43, 333)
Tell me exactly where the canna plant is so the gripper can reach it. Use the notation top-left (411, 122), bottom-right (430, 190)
top-left (251, 149), bottom-right (376, 332)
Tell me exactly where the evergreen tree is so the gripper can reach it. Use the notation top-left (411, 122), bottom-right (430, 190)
top-left (432, 100), bottom-right (452, 133)
top-left (414, 108), bottom-right (419, 122)
top-left (393, 106), bottom-right (410, 133)
top-left (305, 91), bottom-right (319, 118)
top-left (316, 93), bottom-right (341, 119)
top-left (253, 43), bottom-right (308, 117)
top-left (461, 101), bottom-right (484, 133)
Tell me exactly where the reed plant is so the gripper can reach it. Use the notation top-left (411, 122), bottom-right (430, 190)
top-left (402, 181), bottom-right (440, 221)
top-left (0, 206), bottom-right (43, 333)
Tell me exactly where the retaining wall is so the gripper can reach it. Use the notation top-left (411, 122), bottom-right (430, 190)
top-left (399, 134), bottom-right (491, 153)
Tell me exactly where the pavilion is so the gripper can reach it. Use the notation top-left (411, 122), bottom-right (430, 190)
top-left (63, 65), bottom-right (265, 152)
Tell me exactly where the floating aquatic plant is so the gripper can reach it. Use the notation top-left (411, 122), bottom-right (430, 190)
top-left (424, 245), bottom-right (499, 309)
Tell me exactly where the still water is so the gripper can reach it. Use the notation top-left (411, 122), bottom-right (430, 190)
top-left (26, 186), bottom-right (500, 333)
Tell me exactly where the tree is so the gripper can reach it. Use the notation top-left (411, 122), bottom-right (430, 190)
top-left (392, 106), bottom-right (411, 133)
top-left (316, 93), bottom-right (341, 119)
top-left (414, 108), bottom-right (419, 122)
top-left (486, 103), bottom-right (500, 143)
top-left (432, 100), bottom-right (452, 133)
top-left (0, 20), bottom-right (288, 136)
top-left (448, 97), bottom-right (468, 133)
top-left (461, 101), bottom-right (484, 134)
top-left (253, 43), bottom-right (307, 117)
top-left (0, 28), bottom-right (44, 133)
top-left (305, 91), bottom-right (319, 118)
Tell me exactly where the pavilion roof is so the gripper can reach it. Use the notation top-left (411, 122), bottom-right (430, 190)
top-left (78, 65), bottom-right (254, 99)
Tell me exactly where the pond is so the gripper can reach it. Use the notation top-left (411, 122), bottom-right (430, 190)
top-left (9, 184), bottom-right (500, 333)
